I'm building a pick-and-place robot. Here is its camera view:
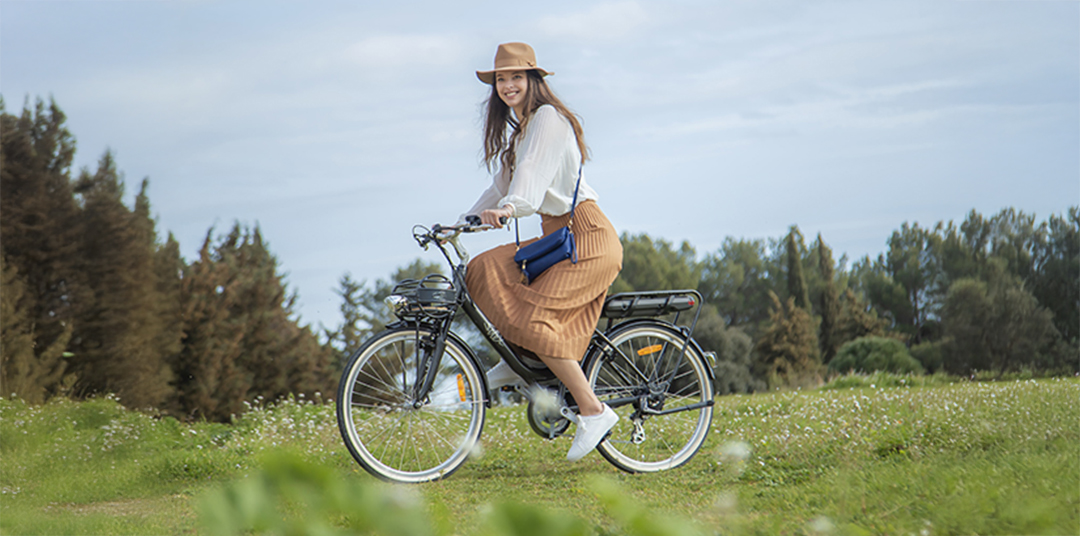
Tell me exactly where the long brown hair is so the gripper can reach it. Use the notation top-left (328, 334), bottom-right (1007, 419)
top-left (481, 70), bottom-right (589, 174)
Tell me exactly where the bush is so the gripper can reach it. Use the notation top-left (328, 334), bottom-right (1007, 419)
top-left (909, 340), bottom-right (946, 373)
top-left (828, 337), bottom-right (923, 375)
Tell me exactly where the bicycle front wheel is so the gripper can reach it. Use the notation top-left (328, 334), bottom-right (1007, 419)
top-left (336, 327), bottom-right (485, 483)
top-left (585, 322), bottom-right (713, 473)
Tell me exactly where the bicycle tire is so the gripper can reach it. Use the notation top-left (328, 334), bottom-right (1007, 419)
top-left (584, 321), bottom-right (713, 473)
top-left (336, 326), bottom-right (485, 483)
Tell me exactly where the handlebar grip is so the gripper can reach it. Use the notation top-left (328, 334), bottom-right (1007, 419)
top-left (498, 216), bottom-right (508, 225)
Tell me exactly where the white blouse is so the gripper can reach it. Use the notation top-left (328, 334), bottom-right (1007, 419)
top-left (463, 105), bottom-right (598, 220)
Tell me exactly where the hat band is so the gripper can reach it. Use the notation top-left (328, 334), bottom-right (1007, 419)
top-left (494, 59), bottom-right (536, 70)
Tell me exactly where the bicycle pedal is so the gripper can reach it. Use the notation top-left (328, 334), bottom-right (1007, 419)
top-left (560, 406), bottom-right (578, 423)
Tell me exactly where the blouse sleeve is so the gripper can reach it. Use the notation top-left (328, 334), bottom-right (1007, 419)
top-left (458, 166), bottom-right (510, 224)
top-left (498, 106), bottom-right (571, 218)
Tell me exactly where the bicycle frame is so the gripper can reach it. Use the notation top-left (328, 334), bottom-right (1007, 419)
top-left (401, 224), bottom-right (712, 421)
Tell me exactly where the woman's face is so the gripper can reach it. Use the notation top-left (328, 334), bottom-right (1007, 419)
top-left (495, 70), bottom-right (528, 116)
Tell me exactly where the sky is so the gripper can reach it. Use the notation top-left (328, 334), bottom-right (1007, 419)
top-left (2, 0), bottom-right (1077, 332)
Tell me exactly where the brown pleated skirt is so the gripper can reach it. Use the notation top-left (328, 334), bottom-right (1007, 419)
top-left (465, 200), bottom-right (623, 361)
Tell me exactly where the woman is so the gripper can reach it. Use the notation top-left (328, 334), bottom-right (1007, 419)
top-left (460, 42), bottom-right (623, 462)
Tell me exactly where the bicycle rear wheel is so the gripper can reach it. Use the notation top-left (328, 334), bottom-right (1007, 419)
top-left (585, 321), bottom-right (713, 473)
top-left (336, 327), bottom-right (485, 483)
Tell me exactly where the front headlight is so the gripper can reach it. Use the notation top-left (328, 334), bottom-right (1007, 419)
top-left (384, 294), bottom-right (408, 313)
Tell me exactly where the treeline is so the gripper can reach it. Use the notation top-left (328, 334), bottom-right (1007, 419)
top-left (2, 98), bottom-right (1077, 418)
top-left (608, 211), bottom-right (1078, 390)
top-left (326, 213), bottom-right (1078, 394)
top-left (1, 99), bottom-right (336, 420)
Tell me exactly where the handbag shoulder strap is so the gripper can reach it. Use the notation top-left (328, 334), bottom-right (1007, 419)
top-left (568, 163), bottom-right (583, 227)
top-left (515, 164), bottom-right (583, 250)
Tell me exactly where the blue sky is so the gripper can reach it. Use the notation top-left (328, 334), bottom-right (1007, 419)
top-left (2, 0), bottom-right (1077, 331)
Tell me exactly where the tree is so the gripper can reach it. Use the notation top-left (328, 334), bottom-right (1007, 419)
top-left (857, 222), bottom-right (939, 343)
top-left (325, 259), bottom-right (445, 364)
top-left (0, 99), bottom-right (82, 380)
top-left (611, 233), bottom-right (699, 293)
top-left (691, 305), bottom-right (761, 394)
top-left (698, 237), bottom-right (773, 331)
top-left (753, 292), bottom-right (821, 386)
top-left (784, 227), bottom-right (811, 312)
top-left (68, 156), bottom-right (175, 408)
top-left (816, 235), bottom-right (841, 363)
top-left (151, 230), bottom-right (185, 412)
top-left (833, 288), bottom-right (889, 345)
top-left (1031, 208), bottom-right (1079, 345)
top-left (941, 276), bottom-right (1060, 375)
top-left (1, 255), bottom-right (72, 403)
top-left (175, 224), bottom-right (335, 421)
top-left (175, 231), bottom-right (248, 420)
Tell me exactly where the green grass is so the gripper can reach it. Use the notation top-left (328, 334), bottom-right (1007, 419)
top-left (2, 379), bottom-right (1078, 535)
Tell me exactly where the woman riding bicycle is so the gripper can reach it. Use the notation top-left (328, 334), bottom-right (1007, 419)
top-left (461, 42), bottom-right (623, 462)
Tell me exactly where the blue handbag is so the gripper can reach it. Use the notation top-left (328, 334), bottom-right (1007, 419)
top-left (512, 166), bottom-right (583, 284)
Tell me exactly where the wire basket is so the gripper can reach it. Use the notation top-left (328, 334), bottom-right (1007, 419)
top-left (386, 274), bottom-right (456, 320)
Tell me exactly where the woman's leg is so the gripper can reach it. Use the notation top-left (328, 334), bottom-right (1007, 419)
top-left (537, 355), bottom-right (604, 416)
top-left (538, 353), bottom-right (618, 461)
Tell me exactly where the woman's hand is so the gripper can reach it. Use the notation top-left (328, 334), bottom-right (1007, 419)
top-left (479, 205), bottom-right (514, 228)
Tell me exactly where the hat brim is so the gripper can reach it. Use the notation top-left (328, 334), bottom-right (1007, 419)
top-left (476, 66), bottom-right (552, 85)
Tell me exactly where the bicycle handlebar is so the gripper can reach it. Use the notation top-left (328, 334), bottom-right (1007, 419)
top-left (414, 215), bottom-right (507, 264)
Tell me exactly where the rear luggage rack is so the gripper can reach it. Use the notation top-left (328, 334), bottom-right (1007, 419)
top-left (601, 289), bottom-right (704, 336)
top-left (602, 291), bottom-right (699, 319)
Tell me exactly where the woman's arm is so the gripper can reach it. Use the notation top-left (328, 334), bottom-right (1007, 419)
top-left (458, 167), bottom-right (510, 224)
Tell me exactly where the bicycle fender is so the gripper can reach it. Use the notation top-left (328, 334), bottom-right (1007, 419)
top-left (585, 319), bottom-right (716, 383)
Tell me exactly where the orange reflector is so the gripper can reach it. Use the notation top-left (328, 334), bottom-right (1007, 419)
top-left (637, 344), bottom-right (663, 356)
top-left (456, 374), bottom-right (466, 402)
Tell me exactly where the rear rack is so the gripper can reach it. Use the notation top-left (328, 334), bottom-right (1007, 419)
top-left (601, 289), bottom-right (703, 335)
top-left (603, 290), bottom-right (699, 319)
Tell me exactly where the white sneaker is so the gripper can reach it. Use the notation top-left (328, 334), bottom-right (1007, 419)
top-left (566, 405), bottom-right (618, 462)
top-left (486, 360), bottom-right (524, 390)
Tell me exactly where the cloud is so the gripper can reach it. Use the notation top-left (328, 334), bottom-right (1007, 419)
top-left (537, 1), bottom-right (650, 41)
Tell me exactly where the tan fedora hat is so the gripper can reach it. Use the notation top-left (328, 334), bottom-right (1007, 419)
top-left (476, 42), bottom-right (553, 85)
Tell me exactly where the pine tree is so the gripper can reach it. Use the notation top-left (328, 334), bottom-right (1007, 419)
top-left (133, 180), bottom-right (183, 404)
top-left (153, 231), bottom-right (185, 411)
top-left (0, 99), bottom-right (82, 380)
top-left (176, 230), bottom-right (248, 420)
top-left (816, 235), bottom-right (840, 363)
top-left (326, 274), bottom-right (371, 366)
top-left (1, 255), bottom-right (71, 402)
top-left (834, 288), bottom-right (889, 344)
top-left (175, 224), bottom-right (335, 421)
top-left (69, 153), bottom-right (173, 408)
top-left (785, 227), bottom-right (811, 312)
top-left (753, 291), bottom-right (821, 387)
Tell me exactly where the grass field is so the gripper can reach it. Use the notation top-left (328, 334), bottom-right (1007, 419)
top-left (1, 376), bottom-right (1077, 535)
